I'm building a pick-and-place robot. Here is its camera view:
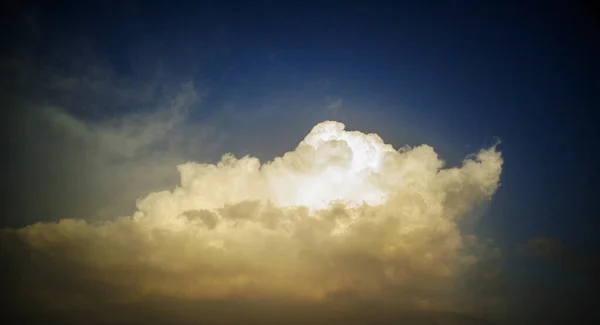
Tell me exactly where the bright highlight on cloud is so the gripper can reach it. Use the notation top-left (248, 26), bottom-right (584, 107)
top-left (3, 121), bottom-right (503, 312)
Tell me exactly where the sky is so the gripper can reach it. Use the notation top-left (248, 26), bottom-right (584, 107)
top-left (2, 1), bottom-right (599, 324)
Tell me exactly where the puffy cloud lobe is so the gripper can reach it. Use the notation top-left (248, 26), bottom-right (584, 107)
top-left (2, 121), bottom-right (503, 312)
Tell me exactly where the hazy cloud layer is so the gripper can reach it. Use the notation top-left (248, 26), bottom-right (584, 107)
top-left (3, 41), bottom-right (226, 225)
top-left (521, 237), bottom-right (600, 282)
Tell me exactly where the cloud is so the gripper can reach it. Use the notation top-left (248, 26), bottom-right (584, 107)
top-left (521, 237), bottom-right (569, 261)
top-left (507, 237), bottom-right (600, 324)
top-left (2, 299), bottom-right (503, 325)
top-left (2, 121), bottom-right (503, 321)
top-left (521, 237), bottom-right (600, 281)
top-left (3, 28), bottom-right (225, 225)
top-left (325, 96), bottom-right (343, 117)
top-left (5, 78), bottom-right (222, 224)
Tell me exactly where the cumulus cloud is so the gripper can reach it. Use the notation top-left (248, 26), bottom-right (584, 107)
top-left (2, 121), bottom-right (503, 318)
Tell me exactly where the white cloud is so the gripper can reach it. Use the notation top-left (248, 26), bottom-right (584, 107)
top-left (325, 97), bottom-right (343, 117)
top-left (3, 121), bottom-right (503, 315)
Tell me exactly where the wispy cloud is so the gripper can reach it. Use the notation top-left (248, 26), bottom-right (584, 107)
top-left (521, 237), bottom-right (599, 281)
